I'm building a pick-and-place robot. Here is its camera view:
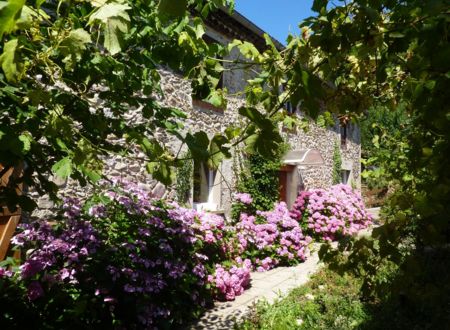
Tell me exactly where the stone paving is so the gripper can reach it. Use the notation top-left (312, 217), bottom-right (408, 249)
top-left (190, 246), bottom-right (323, 330)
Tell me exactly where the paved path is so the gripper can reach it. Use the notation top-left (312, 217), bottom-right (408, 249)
top-left (190, 246), bottom-right (323, 330)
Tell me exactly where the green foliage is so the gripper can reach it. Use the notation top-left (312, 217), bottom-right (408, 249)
top-left (360, 105), bottom-right (409, 161)
top-left (231, 143), bottom-right (287, 221)
top-left (237, 268), bottom-right (370, 330)
top-left (175, 151), bottom-right (193, 205)
top-left (252, 0), bottom-right (450, 315)
top-left (332, 141), bottom-right (342, 185)
top-left (238, 251), bottom-right (450, 329)
top-left (88, 2), bottom-right (131, 55)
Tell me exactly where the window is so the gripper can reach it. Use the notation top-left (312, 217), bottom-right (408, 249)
top-left (193, 161), bottom-right (220, 210)
top-left (340, 123), bottom-right (347, 148)
top-left (341, 170), bottom-right (351, 184)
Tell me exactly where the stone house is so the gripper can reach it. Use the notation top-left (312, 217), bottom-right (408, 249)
top-left (138, 8), bottom-right (360, 216)
top-left (32, 8), bottom-right (361, 219)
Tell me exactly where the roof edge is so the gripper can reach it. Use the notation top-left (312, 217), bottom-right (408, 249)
top-left (218, 7), bottom-right (285, 50)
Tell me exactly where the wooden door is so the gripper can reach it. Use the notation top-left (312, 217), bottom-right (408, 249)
top-left (279, 165), bottom-right (295, 203)
top-left (279, 171), bottom-right (288, 203)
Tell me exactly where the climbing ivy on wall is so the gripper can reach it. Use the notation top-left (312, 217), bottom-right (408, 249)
top-left (231, 143), bottom-right (288, 221)
top-left (332, 141), bottom-right (342, 185)
top-left (175, 151), bottom-right (193, 205)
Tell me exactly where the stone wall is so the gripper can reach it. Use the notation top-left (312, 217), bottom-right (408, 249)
top-left (284, 115), bottom-right (361, 191)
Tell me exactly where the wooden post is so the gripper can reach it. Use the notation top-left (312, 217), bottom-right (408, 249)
top-left (0, 163), bottom-right (23, 261)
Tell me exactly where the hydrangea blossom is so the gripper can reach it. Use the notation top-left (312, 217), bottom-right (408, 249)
top-left (208, 258), bottom-right (252, 300)
top-left (6, 181), bottom-right (233, 327)
top-left (234, 193), bottom-right (253, 205)
top-left (291, 184), bottom-right (372, 241)
top-left (235, 201), bottom-right (312, 269)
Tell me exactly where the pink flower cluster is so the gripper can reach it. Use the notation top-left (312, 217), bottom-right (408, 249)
top-left (208, 258), bottom-right (252, 300)
top-left (291, 184), bottom-right (373, 241)
top-left (234, 192), bottom-right (253, 205)
top-left (235, 202), bottom-right (312, 269)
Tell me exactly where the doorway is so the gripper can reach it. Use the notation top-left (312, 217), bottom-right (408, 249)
top-left (279, 165), bottom-right (296, 207)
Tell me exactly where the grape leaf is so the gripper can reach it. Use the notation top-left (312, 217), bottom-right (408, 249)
top-left (60, 28), bottom-right (91, 70)
top-left (0, 39), bottom-right (21, 83)
top-left (0, 0), bottom-right (25, 39)
top-left (158, 0), bottom-right (187, 18)
top-left (89, 2), bottom-right (131, 55)
top-left (52, 157), bottom-right (73, 179)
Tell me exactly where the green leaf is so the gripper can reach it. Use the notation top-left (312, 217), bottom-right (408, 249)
top-left (389, 32), bottom-right (405, 38)
top-left (237, 41), bottom-right (260, 60)
top-left (60, 28), bottom-right (92, 70)
top-left (0, 39), bottom-right (21, 83)
top-left (90, 0), bottom-right (107, 7)
top-left (35, 0), bottom-right (45, 9)
top-left (238, 107), bottom-right (273, 131)
top-left (263, 33), bottom-right (280, 55)
top-left (193, 17), bottom-right (205, 39)
top-left (146, 161), bottom-right (173, 186)
top-left (0, 0), bottom-right (25, 39)
top-left (52, 157), bottom-right (72, 179)
top-left (312, 0), bottom-right (328, 12)
top-left (18, 133), bottom-right (31, 153)
top-left (185, 132), bottom-right (209, 161)
top-left (141, 137), bottom-right (164, 159)
top-left (88, 2), bottom-right (131, 55)
top-left (207, 134), bottom-right (231, 169)
top-left (80, 165), bottom-right (101, 182)
top-left (224, 126), bottom-right (241, 140)
top-left (205, 89), bottom-right (225, 108)
top-left (227, 39), bottom-right (242, 52)
top-left (158, 0), bottom-right (187, 18)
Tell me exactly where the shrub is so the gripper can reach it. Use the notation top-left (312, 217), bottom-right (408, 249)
top-left (1, 181), bottom-right (234, 328)
top-left (0, 183), bottom-right (320, 328)
top-left (291, 184), bottom-right (372, 241)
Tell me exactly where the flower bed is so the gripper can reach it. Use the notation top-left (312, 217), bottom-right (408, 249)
top-left (1, 182), bottom-right (309, 328)
top-left (290, 184), bottom-right (373, 241)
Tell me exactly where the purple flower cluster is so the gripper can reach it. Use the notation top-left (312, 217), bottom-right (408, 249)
top-left (3, 181), bottom-right (372, 326)
top-left (11, 217), bottom-right (100, 301)
top-left (6, 181), bottom-right (235, 327)
top-left (291, 184), bottom-right (373, 241)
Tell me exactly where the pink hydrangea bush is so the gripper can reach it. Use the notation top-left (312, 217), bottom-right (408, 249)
top-left (235, 202), bottom-right (312, 271)
top-left (291, 184), bottom-right (373, 241)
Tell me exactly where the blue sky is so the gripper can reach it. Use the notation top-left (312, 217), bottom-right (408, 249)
top-left (234, 1), bottom-right (315, 44)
